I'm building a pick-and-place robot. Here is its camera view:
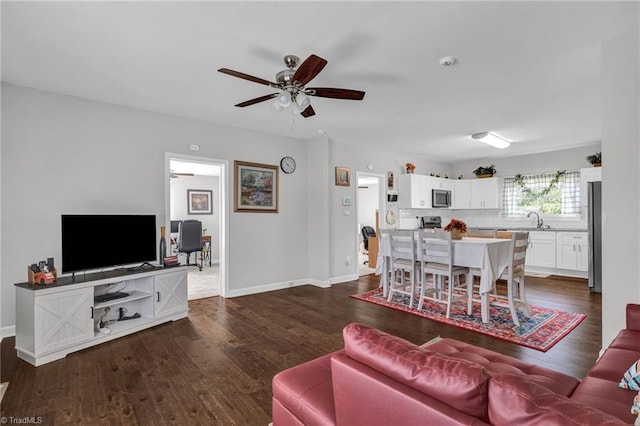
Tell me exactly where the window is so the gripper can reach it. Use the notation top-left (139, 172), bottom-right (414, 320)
top-left (502, 170), bottom-right (581, 216)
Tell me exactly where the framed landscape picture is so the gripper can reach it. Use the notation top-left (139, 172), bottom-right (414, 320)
top-left (234, 160), bottom-right (279, 213)
top-left (187, 189), bottom-right (213, 215)
top-left (335, 167), bottom-right (350, 186)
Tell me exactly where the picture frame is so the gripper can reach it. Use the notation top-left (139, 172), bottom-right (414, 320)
top-left (387, 171), bottom-right (394, 189)
top-left (187, 189), bottom-right (213, 215)
top-left (234, 160), bottom-right (279, 213)
top-left (335, 167), bottom-right (350, 186)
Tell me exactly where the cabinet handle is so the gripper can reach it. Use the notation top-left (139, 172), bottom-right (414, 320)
top-left (90, 307), bottom-right (94, 319)
top-left (157, 291), bottom-right (161, 302)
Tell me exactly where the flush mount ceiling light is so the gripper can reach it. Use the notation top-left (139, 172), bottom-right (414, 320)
top-left (471, 132), bottom-right (511, 149)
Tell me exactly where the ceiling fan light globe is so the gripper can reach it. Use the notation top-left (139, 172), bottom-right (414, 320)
top-left (296, 92), bottom-right (310, 109)
top-left (272, 98), bottom-right (284, 111)
top-left (277, 91), bottom-right (291, 107)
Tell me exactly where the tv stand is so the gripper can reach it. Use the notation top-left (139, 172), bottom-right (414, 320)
top-left (14, 266), bottom-right (188, 366)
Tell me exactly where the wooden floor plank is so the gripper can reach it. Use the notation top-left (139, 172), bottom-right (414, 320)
top-left (1, 274), bottom-right (601, 425)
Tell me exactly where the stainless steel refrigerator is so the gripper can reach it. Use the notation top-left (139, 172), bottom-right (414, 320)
top-left (588, 181), bottom-right (602, 293)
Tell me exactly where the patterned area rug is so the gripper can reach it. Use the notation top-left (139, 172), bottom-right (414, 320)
top-left (351, 288), bottom-right (586, 352)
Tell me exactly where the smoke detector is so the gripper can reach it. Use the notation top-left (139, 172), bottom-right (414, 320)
top-left (439, 56), bottom-right (457, 67)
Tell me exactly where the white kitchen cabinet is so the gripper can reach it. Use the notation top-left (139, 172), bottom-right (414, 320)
top-left (398, 174), bottom-right (430, 208)
top-left (453, 180), bottom-right (472, 209)
top-left (580, 167), bottom-right (602, 209)
top-left (525, 231), bottom-right (556, 269)
top-left (470, 177), bottom-right (500, 209)
top-left (429, 176), bottom-right (454, 191)
top-left (451, 177), bottom-right (500, 209)
top-left (556, 232), bottom-right (589, 271)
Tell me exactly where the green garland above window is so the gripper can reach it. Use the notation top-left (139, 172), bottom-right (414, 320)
top-left (514, 170), bottom-right (566, 200)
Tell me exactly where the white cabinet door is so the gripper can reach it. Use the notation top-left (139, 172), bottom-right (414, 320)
top-left (398, 174), bottom-right (430, 208)
top-left (556, 232), bottom-right (589, 271)
top-left (154, 270), bottom-right (188, 318)
top-left (34, 287), bottom-right (94, 355)
top-left (453, 180), bottom-right (472, 209)
top-left (580, 167), bottom-right (602, 209)
top-left (526, 231), bottom-right (556, 268)
top-left (470, 178), bottom-right (500, 209)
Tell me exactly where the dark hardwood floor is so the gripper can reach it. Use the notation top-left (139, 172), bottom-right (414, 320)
top-left (1, 274), bottom-right (601, 425)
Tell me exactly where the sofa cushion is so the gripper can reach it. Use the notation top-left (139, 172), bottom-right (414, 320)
top-left (587, 347), bottom-right (640, 383)
top-left (424, 338), bottom-right (579, 396)
top-left (570, 375), bottom-right (637, 424)
top-left (272, 352), bottom-right (337, 426)
top-left (609, 328), bottom-right (640, 352)
top-left (342, 323), bottom-right (490, 421)
top-left (488, 373), bottom-right (628, 425)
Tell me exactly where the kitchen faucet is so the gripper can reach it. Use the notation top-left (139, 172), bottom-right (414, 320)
top-left (527, 211), bottom-right (543, 229)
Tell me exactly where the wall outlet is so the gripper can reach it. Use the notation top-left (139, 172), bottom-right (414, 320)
top-left (189, 144), bottom-right (200, 152)
top-left (346, 256), bottom-right (352, 266)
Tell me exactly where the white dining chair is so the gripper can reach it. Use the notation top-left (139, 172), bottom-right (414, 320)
top-left (468, 231), bottom-right (530, 325)
top-left (416, 229), bottom-right (469, 318)
top-left (387, 230), bottom-right (419, 307)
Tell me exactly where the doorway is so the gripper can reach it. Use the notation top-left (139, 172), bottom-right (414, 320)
top-left (165, 153), bottom-right (228, 299)
top-left (356, 172), bottom-right (385, 276)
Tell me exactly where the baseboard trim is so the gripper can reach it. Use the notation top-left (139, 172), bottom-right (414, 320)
top-left (225, 274), bottom-right (360, 297)
top-left (2, 325), bottom-right (16, 338)
top-left (226, 279), bottom-right (310, 298)
top-left (330, 274), bottom-right (359, 285)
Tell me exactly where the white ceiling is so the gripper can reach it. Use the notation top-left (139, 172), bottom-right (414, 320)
top-left (2, 2), bottom-right (637, 163)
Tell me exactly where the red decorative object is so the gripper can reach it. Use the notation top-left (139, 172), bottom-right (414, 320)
top-left (444, 218), bottom-right (467, 234)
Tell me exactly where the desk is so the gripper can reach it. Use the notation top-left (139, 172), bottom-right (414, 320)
top-left (377, 231), bottom-right (511, 323)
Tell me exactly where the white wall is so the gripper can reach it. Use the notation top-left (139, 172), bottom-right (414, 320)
top-left (170, 175), bottom-right (220, 262)
top-left (329, 140), bottom-right (452, 280)
top-left (601, 26), bottom-right (640, 346)
top-left (453, 144), bottom-right (602, 179)
top-left (1, 83), bottom-right (310, 330)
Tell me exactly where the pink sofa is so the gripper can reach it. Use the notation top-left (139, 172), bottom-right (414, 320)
top-left (272, 304), bottom-right (640, 425)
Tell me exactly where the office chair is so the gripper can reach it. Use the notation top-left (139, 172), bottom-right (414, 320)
top-left (178, 220), bottom-right (203, 271)
top-left (361, 226), bottom-right (377, 251)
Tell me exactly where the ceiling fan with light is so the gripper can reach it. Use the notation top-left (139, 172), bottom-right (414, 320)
top-left (218, 54), bottom-right (365, 118)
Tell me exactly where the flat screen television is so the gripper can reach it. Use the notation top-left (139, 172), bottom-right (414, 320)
top-left (61, 214), bottom-right (156, 273)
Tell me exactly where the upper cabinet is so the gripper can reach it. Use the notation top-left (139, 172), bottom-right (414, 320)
top-left (453, 177), bottom-right (501, 210)
top-left (453, 180), bottom-right (472, 209)
top-left (580, 167), bottom-right (602, 209)
top-left (398, 174), bottom-right (431, 208)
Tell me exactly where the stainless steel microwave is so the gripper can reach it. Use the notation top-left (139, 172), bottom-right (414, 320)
top-left (432, 189), bottom-right (452, 208)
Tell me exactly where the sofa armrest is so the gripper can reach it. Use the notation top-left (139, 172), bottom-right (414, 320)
top-left (627, 304), bottom-right (640, 331)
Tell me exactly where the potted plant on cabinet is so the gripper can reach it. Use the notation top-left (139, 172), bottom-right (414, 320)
top-left (586, 152), bottom-right (601, 167)
top-left (473, 165), bottom-right (496, 178)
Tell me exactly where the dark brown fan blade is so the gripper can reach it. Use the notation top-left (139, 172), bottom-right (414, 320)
top-left (218, 68), bottom-right (276, 86)
top-left (235, 93), bottom-right (278, 107)
top-left (307, 87), bottom-right (365, 100)
top-left (292, 55), bottom-right (327, 86)
top-left (300, 105), bottom-right (315, 118)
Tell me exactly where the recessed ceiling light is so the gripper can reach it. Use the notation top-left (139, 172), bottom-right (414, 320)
top-left (317, 129), bottom-right (327, 134)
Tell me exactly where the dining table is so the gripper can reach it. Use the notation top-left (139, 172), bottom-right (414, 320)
top-left (376, 230), bottom-right (512, 323)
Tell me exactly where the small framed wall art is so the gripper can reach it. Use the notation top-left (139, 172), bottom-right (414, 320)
top-left (234, 160), bottom-right (279, 213)
top-left (387, 171), bottom-right (394, 190)
top-left (187, 189), bottom-right (213, 215)
top-left (335, 167), bottom-right (350, 186)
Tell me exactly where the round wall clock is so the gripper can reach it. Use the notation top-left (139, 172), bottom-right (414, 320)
top-left (280, 156), bottom-right (296, 174)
